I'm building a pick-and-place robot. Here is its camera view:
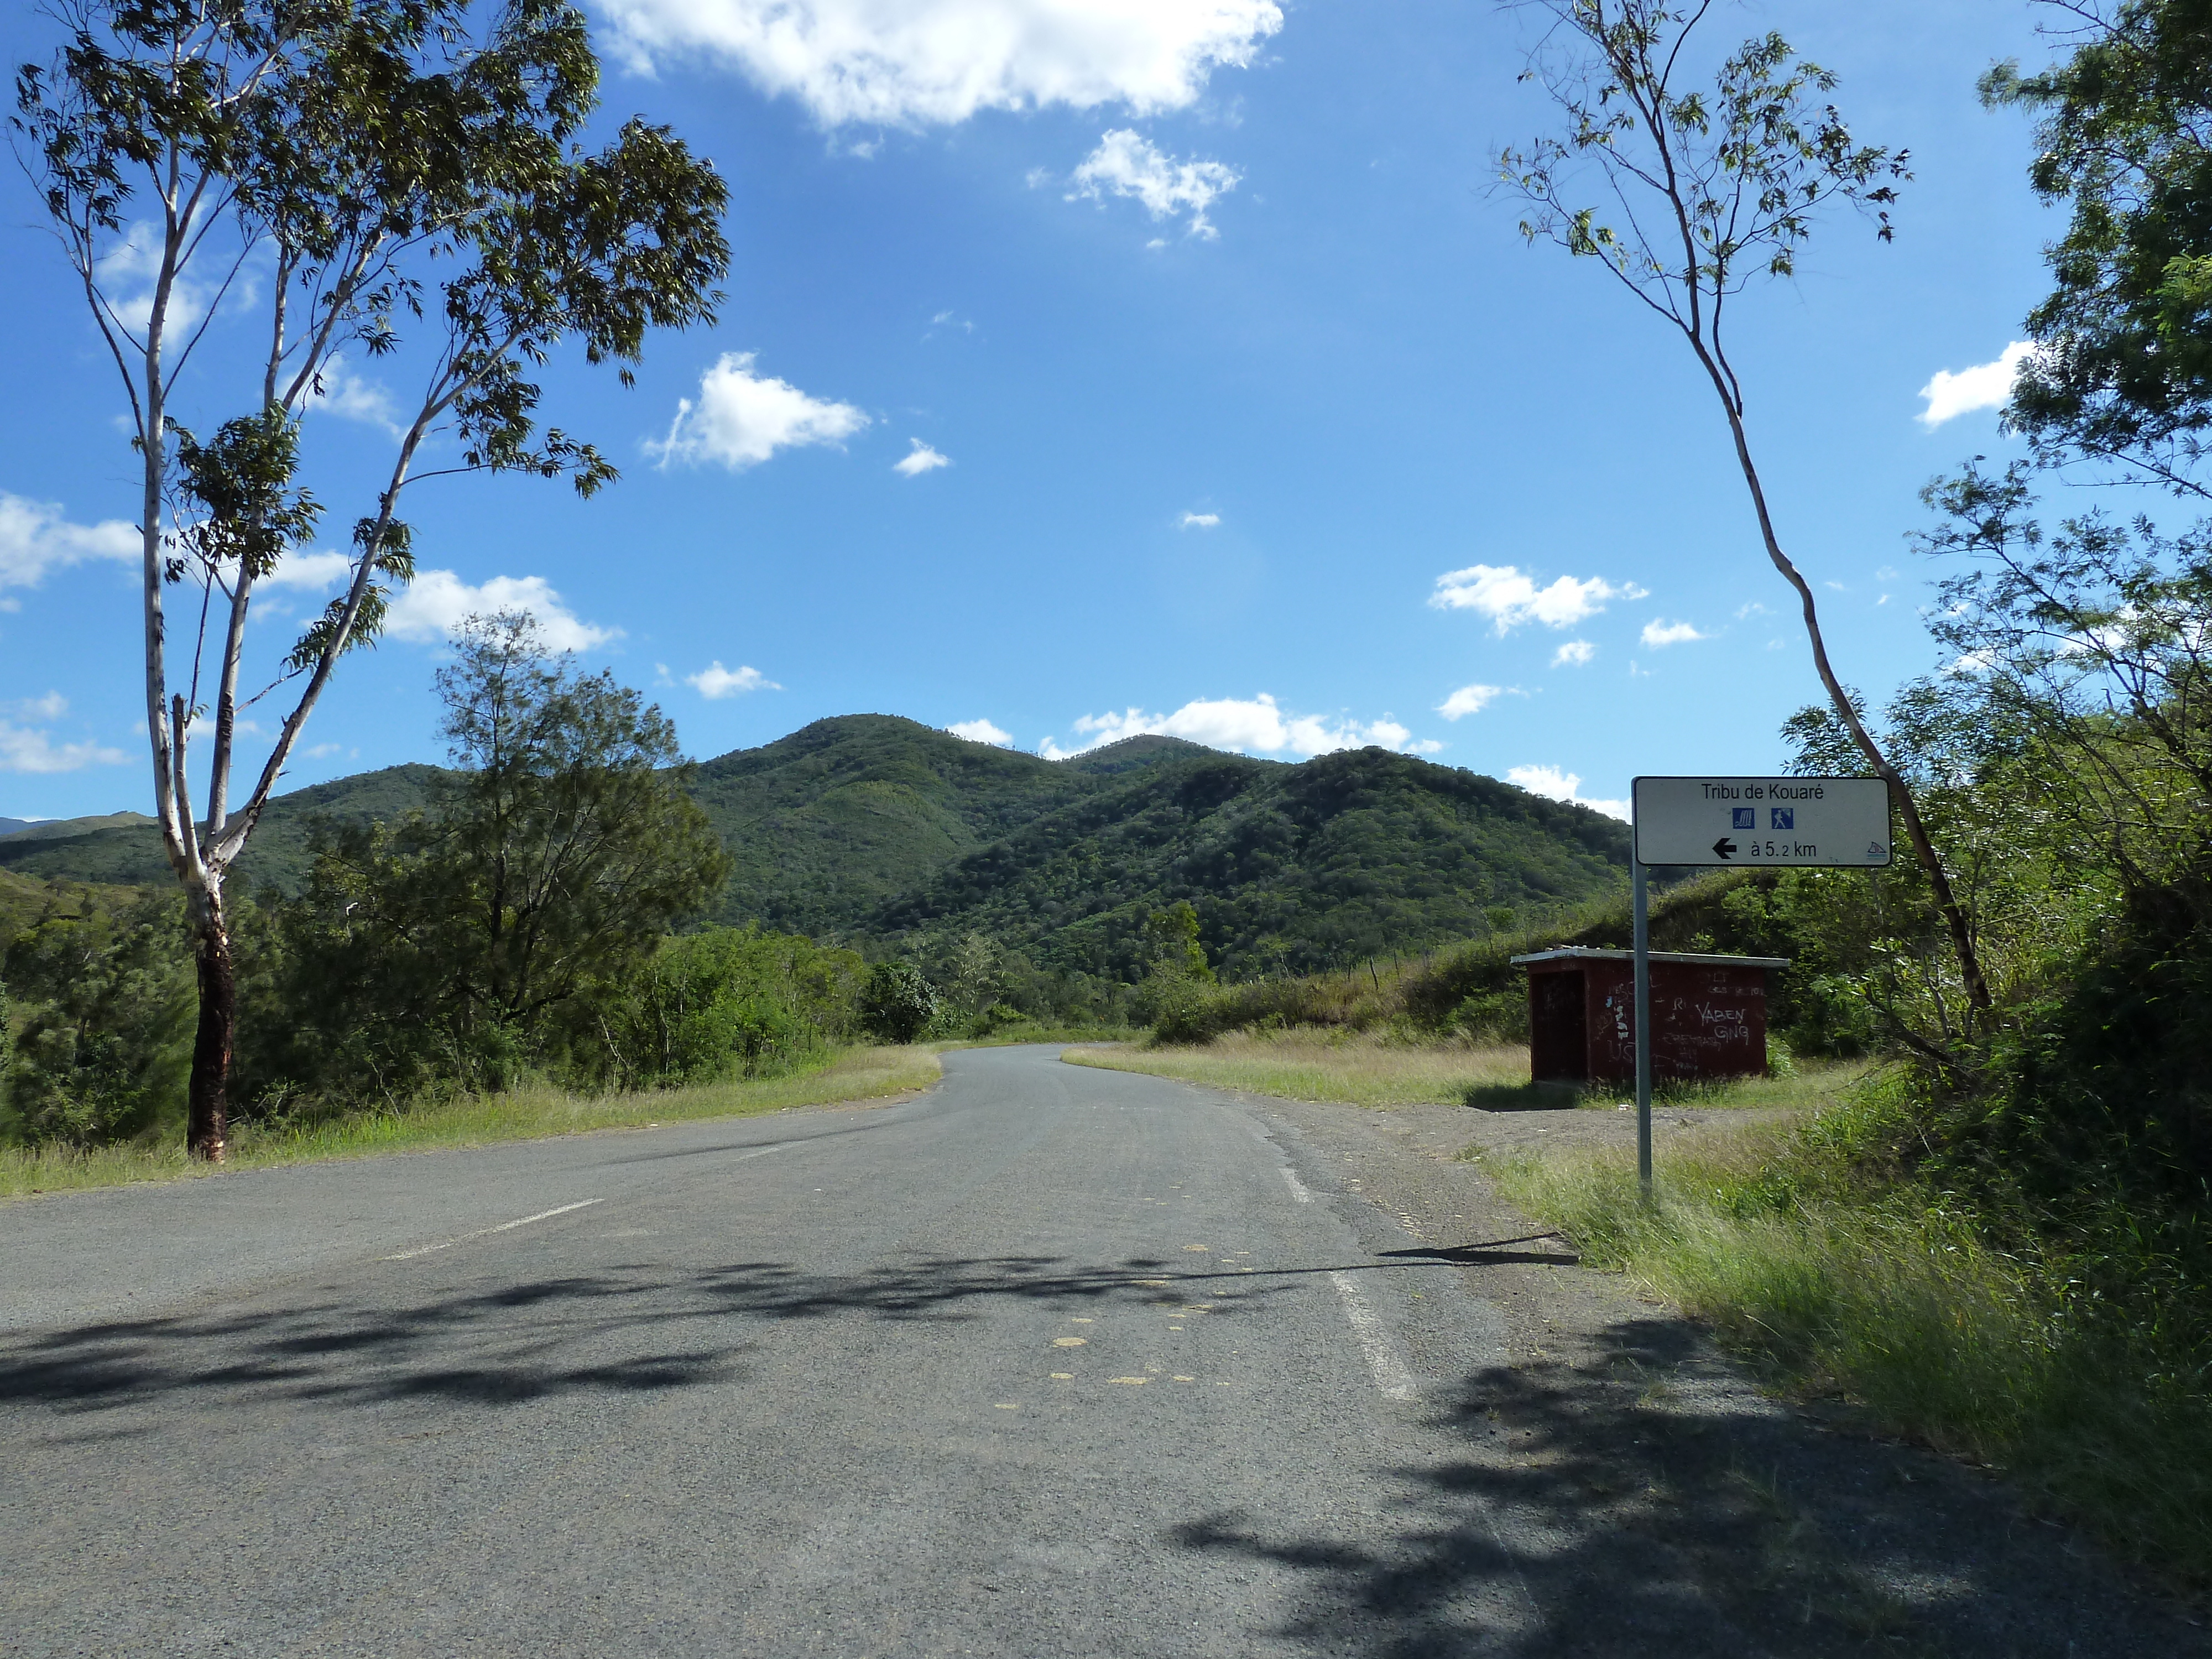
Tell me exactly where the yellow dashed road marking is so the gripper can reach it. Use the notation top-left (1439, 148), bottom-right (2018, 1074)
top-left (1053, 1337), bottom-right (1087, 1348)
top-left (1108, 1377), bottom-right (1148, 1385)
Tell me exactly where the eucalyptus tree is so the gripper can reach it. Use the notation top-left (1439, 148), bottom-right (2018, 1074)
top-left (14, 0), bottom-right (729, 1158)
top-left (1987, 0), bottom-right (2212, 497)
top-left (1496, 0), bottom-right (1994, 1021)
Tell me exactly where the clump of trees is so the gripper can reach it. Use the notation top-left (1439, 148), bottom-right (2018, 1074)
top-left (0, 618), bottom-right (858, 1145)
top-left (13, 0), bottom-right (730, 1159)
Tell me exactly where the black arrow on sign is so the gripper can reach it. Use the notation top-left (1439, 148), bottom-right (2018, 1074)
top-left (1712, 837), bottom-right (1738, 860)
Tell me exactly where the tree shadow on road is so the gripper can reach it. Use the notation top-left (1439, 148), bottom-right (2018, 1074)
top-left (0, 1251), bottom-right (1300, 1418)
top-left (1169, 1316), bottom-right (2196, 1659)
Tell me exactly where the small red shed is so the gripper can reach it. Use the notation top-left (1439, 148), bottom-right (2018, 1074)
top-left (1510, 947), bottom-right (1788, 1086)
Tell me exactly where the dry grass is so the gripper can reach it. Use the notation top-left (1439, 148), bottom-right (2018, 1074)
top-left (0, 1045), bottom-right (941, 1202)
top-left (1063, 1030), bottom-right (1531, 1107)
top-left (1064, 1029), bottom-right (1864, 1114)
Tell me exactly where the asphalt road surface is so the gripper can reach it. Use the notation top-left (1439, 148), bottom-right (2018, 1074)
top-left (2, 1047), bottom-right (2201, 1657)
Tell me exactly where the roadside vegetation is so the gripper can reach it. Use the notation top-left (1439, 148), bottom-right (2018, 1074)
top-left (1477, 1080), bottom-right (2212, 1590)
top-left (1066, 1032), bottom-right (1531, 1108)
top-left (0, 622), bottom-right (1113, 1183)
top-left (0, 1045), bottom-right (940, 1202)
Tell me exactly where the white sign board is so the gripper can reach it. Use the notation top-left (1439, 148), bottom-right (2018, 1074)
top-left (1632, 776), bottom-right (1892, 868)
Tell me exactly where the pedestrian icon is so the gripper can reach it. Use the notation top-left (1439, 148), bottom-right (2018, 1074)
top-left (1731, 807), bottom-right (1755, 829)
top-left (1771, 808), bottom-right (1794, 831)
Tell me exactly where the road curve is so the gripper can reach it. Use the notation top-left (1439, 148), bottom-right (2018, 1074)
top-left (1, 1045), bottom-right (2199, 1657)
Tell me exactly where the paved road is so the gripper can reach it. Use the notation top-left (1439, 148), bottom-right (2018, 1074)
top-left (1, 1047), bottom-right (2201, 1656)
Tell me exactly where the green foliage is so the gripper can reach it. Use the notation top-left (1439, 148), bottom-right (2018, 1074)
top-left (1502, 1), bottom-right (1905, 307)
top-left (1, 899), bottom-right (195, 1145)
top-left (1989, 1), bottom-right (2212, 493)
top-left (238, 615), bottom-right (728, 1108)
top-left (859, 962), bottom-right (937, 1045)
top-left (564, 926), bottom-right (865, 1090)
top-left (877, 743), bottom-right (1630, 981)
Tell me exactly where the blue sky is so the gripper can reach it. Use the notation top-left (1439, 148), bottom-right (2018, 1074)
top-left (0, 0), bottom-right (2065, 823)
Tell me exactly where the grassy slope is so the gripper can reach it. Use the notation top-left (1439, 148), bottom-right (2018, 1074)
top-left (1479, 1093), bottom-right (2212, 1593)
top-left (1072, 1033), bottom-right (1868, 1112)
top-left (1065, 1033), bottom-right (1532, 1107)
top-left (0, 1044), bottom-right (941, 1201)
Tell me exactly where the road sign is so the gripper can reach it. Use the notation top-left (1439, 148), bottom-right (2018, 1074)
top-left (1631, 776), bottom-right (1892, 868)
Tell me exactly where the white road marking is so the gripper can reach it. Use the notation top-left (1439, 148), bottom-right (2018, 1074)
top-left (385, 1199), bottom-right (603, 1261)
top-left (1329, 1270), bottom-right (1417, 1400)
top-left (1280, 1167), bottom-right (1313, 1204)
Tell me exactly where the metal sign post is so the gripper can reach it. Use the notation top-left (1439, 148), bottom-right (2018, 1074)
top-left (1632, 857), bottom-right (1653, 1198)
top-left (1627, 776), bottom-right (1892, 1202)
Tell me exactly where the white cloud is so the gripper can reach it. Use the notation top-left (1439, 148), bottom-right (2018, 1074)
top-left (1918, 341), bottom-right (2033, 427)
top-left (302, 354), bottom-right (403, 436)
top-left (260, 549), bottom-right (354, 592)
top-left (0, 719), bottom-right (129, 774)
top-left (1178, 511), bottom-right (1220, 529)
top-left (894, 439), bottom-right (951, 477)
top-left (948, 718), bottom-right (1013, 745)
top-left (1068, 129), bottom-right (1241, 238)
top-left (1436, 683), bottom-right (1503, 720)
top-left (1552, 639), bottom-right (1597, 668)
top-left (1506, 763), bottom-right (1630, 822)
top-left (1640, 618), bottom-right (1709, 648)
top-left (0, 493), bottom-right (138, 593)
top-left (649, 352), bottom-right (869, 471)
top-left (1428, 564), bottom-right (1645, 633)
top-left (384, 571), bottom-right (617, 652)
top-left (596, 0), bottom-right (1283, 127)
top-left (1734, 600), bottom-right (1769, 620)
top-left (1042, 693), bottom-right (1423, 759)
top-left (97, 220), bottom-right (225, 337)
top-left (7, 692), bottom-right (70, 721)
top-left (687, 661), bottom-right (780, 698)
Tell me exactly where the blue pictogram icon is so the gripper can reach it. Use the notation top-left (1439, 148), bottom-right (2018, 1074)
top-left (1731, 807), bottom-right (1755, 830)
top-left (1771, 808), bottom-right (1794, 831)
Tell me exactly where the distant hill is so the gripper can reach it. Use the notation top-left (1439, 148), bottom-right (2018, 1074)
top-left (691, 716), bottom-right (1210, 937)
top-left (0, 767), bottom-right (443, 892)
top-left (0, 812), bottom-right (152, 842)
top-left (0, 716), bottom-right (1631, 977)
top-left (868, 743), bottom-right (1629, 978)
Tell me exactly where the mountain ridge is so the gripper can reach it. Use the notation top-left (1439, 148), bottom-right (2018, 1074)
top-left (0, 716), bottom-right (1630, 972)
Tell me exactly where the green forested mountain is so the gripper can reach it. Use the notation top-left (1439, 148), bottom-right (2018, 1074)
top-left (0, 767), bottom-right (444, 890)
top-left (691, 716), bottom-right (1204, 936)
top-left (0, 716), bottom-right (1630, 974)
top-left (865, 742), bottom-right (1630, 977)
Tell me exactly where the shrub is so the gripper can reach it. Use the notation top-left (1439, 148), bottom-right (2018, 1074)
top-left (861, 961), bottom-right (938, 1044)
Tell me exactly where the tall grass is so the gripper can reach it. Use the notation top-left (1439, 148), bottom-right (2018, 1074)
top-left (1065, 1030), bottom-right (1531, 1107)
top-left (1480, 1093), bottom-right (2212, 1591)
top-left (0, 1044), bottom-right (941, 1201)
